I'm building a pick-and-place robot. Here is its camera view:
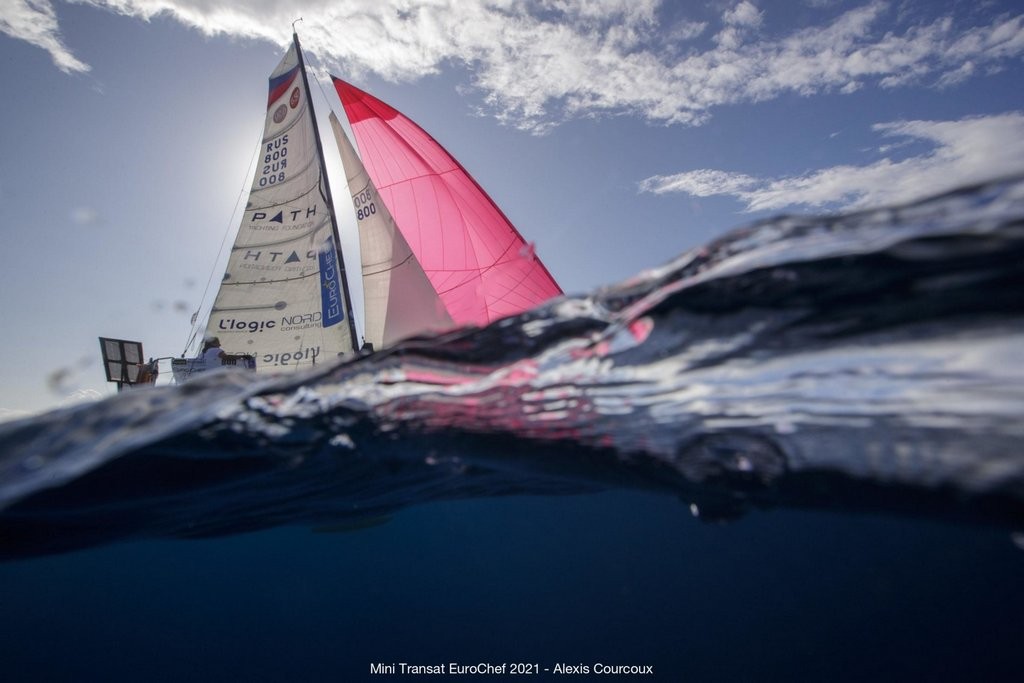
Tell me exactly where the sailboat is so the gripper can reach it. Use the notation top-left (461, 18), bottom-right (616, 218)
top-left (151, 33), bottom-right (561, 383)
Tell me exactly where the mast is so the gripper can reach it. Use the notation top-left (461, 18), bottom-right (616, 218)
top-left (292, 31), bottom-right (360, 351)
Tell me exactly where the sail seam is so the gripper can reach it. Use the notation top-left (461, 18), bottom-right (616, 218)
top-left (220, 270), bottom-right (321, 286)
top-left (246, 178), bottom-right (323, 212)
top-left (362, 253), bottom-right (416, 277)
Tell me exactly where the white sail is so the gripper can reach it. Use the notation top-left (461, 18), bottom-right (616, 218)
top-left (204, 44), bottom-right (357, 371)
top-left (330, 113), bottom-right (453, 349)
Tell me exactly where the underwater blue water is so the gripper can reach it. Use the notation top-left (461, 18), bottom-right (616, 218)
top-left (2, 176), bottom-right (1024, 680)
top-left (2, 493), bottom-right (1022, 681)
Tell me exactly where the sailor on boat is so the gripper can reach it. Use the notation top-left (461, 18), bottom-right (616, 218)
top-left (199, 336), bottom-right (250, 369)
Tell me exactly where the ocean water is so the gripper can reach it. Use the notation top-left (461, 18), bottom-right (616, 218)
top-left (2, 176), bottom-right (1023, 681)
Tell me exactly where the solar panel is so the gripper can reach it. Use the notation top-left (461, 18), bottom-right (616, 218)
top-left (98, 337), bottom-right (145, 386)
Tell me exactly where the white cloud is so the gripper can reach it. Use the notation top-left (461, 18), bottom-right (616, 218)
top-left (723, 1), bottom-right (763, 29)
top-left (640, 169), bottom-right (760, 197)
top-left (0, 0), bottom-right (89, 73)
top-left (715, 1), bottom-right (763, 50)
top-left (639, 111), bottom-right (1024, 211)
top-left (3, 1), bottom-right (1023, 132)
top-left (668, 19), bottom-right (707, 43)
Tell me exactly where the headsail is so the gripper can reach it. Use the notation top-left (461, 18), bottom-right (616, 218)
top-left (330, 113), bottom-right (454, 349)
top-left (204, 40), bottom-right (358, 371)
top-left (332, 78), bottom-right (563, 327)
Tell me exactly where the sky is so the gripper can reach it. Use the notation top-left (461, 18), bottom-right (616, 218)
top-left (1, 0), bottom-right (1022, 417)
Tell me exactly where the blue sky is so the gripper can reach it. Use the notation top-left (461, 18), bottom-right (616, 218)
top-left (1, 0), bottom-right (1022, 417)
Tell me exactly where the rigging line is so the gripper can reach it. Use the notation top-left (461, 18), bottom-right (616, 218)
top-left (182, 125), bottom-right (265, 357)
top-left (308, 52), bottom-right (340, 120)
top-left (307, 52), bottom-right (347, 209)
top-left (362, 252), bottom-right (415, 277)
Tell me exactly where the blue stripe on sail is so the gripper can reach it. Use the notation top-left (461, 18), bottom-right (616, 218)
top-left (319, 236), bottom-right (344, 328)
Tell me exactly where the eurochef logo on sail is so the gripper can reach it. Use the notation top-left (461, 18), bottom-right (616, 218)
top-left (319, 236), bottom-right (344, 328)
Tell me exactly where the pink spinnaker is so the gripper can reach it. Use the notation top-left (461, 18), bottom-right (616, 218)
top-left (333, 77), bottom-right (562, 327)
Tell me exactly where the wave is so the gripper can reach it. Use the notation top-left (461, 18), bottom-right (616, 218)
top-left (2, 175), bottom-right (1023, 558)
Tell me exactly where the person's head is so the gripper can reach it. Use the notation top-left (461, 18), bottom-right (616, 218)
top-left (202, 336), bottom-right (221, 352)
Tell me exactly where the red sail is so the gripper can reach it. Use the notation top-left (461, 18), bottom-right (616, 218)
top-left (332, 78), bottom-right (562, 327)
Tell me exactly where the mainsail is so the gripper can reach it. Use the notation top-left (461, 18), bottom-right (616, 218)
top-left (204, 39), bottom-right (358, 372)
top-left (332, 78), bottom-right (564, 327)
